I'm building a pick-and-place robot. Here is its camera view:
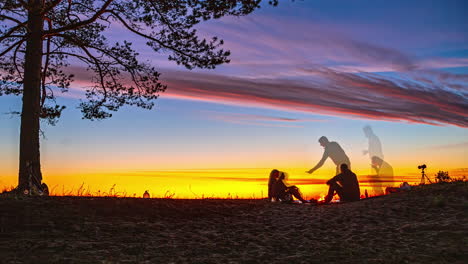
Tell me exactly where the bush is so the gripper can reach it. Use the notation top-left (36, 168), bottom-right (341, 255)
top-left (435, 171), bottom-right (451, 183)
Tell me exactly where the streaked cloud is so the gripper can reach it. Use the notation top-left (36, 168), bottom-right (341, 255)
top-left (425, 141), bottom-right (468, 150)
top-left (67, 63), bottom-right (468, 127)
top-left (198, 110), bottom-right (326, 127)
top-left (41, 6), bottom-right (468, 128)
top-left (162, 68), bottom-right (468, 127)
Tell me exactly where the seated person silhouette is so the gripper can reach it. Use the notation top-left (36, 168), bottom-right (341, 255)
top-left (268, 169), bottom-right (308, 203)
top-left (324, 164), bottom-right (361, 204)
top-left (371, 156), bottom-right (394, 196)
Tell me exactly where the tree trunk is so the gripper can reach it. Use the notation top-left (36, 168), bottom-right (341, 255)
top-left (18, 2), bottom-right (43, 191)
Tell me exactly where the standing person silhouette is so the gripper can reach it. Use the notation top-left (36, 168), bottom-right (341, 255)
top-left (363, 126), bottom-right (386, 195)
top-left (363, 125), bottom-right (384, 163)
top-left (306, 136), bottom-right (351, 176)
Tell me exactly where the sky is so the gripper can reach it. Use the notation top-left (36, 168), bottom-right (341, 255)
top-left (0, 0), bottom-right (467, 198)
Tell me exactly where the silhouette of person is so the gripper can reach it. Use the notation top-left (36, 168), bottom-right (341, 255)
top-left (268, 170), bottom-right (278, 201)
top-left (306, 136), bottom-right (351, 175)
top-left (268, 169), bottom-right (308, 203)
top-left (371, 156), bottom-right (394, 195)
top-left (363, 126), bottom-right (384, 161)
top-left (324, 163), bottom-right (360, 203)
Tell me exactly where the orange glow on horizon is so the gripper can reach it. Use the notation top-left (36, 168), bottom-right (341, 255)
top-left (2, 166), bottom-right (464, 199)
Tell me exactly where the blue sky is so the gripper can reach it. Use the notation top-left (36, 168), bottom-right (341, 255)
top-left (0, 0), bottom-right (467, 196)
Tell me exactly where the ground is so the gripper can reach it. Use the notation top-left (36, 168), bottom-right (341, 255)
top-left (0, 182), bottom-right (467, 263)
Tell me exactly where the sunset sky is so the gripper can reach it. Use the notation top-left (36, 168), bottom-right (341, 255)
top-left (0, 0), bottom-right (467, 198)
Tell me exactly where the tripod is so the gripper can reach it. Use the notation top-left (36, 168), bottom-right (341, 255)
top-left (420, 168), bottom-right (432, 185)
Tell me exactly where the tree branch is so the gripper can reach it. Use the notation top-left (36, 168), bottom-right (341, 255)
top-left (12, 39), bottom-right (25, 79)
top-left (57, 33), bottom-right (108, 100)
top-left (43, 0), bottom-right (113, 37)
top-left (149, 2), bottom-right (178, 34)
top-left (108, 10), bottom-right (204, 65)
top-left (90, 45), bottom-right (146, 94)
top-left (42, 0), bottom-right (64, 15)
top-left (16, 0), bottom-right (29, 9)
top-left (0, 23), bottom-right (28, 43)
top-left (0, 37), bottom-right (24, 57)
top-left (0, 14), bottom-right (27, 26)
top-left (47, 51), bottom-right (93, 64)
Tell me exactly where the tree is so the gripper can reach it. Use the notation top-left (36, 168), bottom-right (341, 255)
top-left (435, 171), bottom-right (450, 183)
top-left (0, 0), bottom-right (278, 194)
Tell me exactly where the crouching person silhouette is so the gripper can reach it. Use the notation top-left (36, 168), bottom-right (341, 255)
top-left (324, 164), bottom-right (360, 204)
top-left (268, 169), bottom-right (309, 203)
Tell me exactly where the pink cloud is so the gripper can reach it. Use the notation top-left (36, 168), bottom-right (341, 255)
top-left (159, 69), bottom-right (467, 127)
top-left (65, 63), bottom-right (467, 127)
top-left (196, 110), bottom-right (326, 128)
top-left (57, 59), bottom-right (468, 127)
top-left (31, 12), bottom-right (467, 128)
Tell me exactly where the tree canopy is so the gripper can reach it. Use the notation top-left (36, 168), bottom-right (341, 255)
top-left (0, 0), bottom-right (280, 122)
top-left (0, 0), bottom-right (279, 192)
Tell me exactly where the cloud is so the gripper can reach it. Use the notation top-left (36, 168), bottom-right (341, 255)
top-left (193, 13), bottom-right (468, 90)
top-left (198, 15), bottom-right (466, 76)
top-left (161, 68), bottom-right (468, 127)
top-left (60, 60), bottom-right (468, 127)
top-left (419, 57), bottom-right (468, 70)
top-left (198, 110), bottom-right (326, 127)
top-left (425, 141), bottom-right (468, 150)
top-left (46, 12), bottom-right (468, 128)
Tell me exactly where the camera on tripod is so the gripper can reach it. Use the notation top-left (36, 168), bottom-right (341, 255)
top-left (418, 164), bottom-right (432, 184)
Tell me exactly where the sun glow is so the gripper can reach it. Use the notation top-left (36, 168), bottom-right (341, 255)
top-left (1, 165), bottom-right (451, 199)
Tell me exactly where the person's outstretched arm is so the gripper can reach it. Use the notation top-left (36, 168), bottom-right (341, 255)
top-left (306, 150), bottom-right (328, 174)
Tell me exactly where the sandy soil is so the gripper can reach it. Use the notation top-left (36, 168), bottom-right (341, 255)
top-left (0, 182), bottom-right (467, 263)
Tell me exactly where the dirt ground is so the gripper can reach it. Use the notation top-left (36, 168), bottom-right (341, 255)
top-left (0, 182), bottom-right (467, 263)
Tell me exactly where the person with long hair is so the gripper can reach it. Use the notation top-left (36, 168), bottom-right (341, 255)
top-left (268, 169), bottom-right (310, 203)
